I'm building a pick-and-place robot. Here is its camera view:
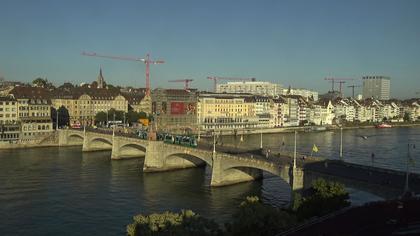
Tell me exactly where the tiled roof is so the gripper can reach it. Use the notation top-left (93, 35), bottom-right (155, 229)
top-left (9, 86), bottom-right (51, 99)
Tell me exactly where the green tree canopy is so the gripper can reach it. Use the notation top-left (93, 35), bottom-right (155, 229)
top-left (51, 106), bottom-right (70, 128)
top-left (32, 77), bottom-right (54, 88)
top-left (127, 210), bottom-right (221, 236)
top-left (294, 178), bottom-right (350, 221)
top-left (403, 112), bottom-right (411, 122)
top-left (225, 196), bottom-right (296, 236)
top-left (108, 108), bottom-right (124, 122)
top-left (95, 111), bottom-right (108, 124)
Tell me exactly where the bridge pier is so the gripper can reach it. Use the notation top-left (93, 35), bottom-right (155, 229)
top-left (289, 167), bottom-right (305, 192)
top-left (82, 131), bottom-right (112, 152)
top-left (210, 154), bottom-right (263, 187)
top-left (143, 141), bottom-right (207, 172)
top-left (58, 129), bottom-right (84, 146)
top-left (111, 136), bottom-right (146, 160)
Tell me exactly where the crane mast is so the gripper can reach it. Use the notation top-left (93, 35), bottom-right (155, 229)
top-left (168, 79), bottom-right (194, 90)
top-left (81, 51), bottom-right (164, 96)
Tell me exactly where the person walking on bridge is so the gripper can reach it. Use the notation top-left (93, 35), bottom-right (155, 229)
top-left (371, 152), bottom-right (375, 167)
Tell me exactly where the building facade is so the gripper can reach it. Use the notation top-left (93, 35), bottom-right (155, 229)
top-left (0, 96), bottom-right (20, 142)
top-left (362, 76), bottom-right (391, 100)
top-left (152, 88), bottom-right (198, 133)
top-left (216, 81), bottom-right (282, 97)
top-left (51, 88), bottom-right (128, 126)
top-left (7, 87), bottom-right (54, 141)
top-left (197, 93), bottom-right (258, 132)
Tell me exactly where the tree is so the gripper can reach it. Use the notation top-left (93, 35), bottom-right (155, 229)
top-left (294, 178), bottom-right (350, 221)
top-left (32, 77), bottom-right (54, 89)
top-left (126, 210), bottom-right (222, 236)
top-left (51, 106), bottom-right (70, 128)
top-left (127, 110), bottom-right (139, 124)
top-left (108, 108), bottom-right (124, 122)
top-left (225, 196), bottom-right (296, 236)
top-left (403, 112), bottom-right (411, 122)
top-left (95, 111), bottom-right (108, 124)
top-left (33, 77), bottom-right (47, 87)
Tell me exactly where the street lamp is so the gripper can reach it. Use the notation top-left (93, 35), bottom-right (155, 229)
top-left (293, 130), bottom-right (297, 169)
top-left (339, 126), bottom-right (343, 159)
top-left (404, 143), bottom-right (416, 194)
top-left (56, 108), bottom-right (59, 130)
top-left (213, 129), bottom-right (216, 156)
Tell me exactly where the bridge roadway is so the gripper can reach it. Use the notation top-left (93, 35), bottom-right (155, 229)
top-left (58, 129), bottom-right (304, 189)
top-left (57, 129), bottom-right (420, 198)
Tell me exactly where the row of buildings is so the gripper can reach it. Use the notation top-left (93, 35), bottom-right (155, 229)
top-left (0, 71), bottom-right (414, 142)
top-left (153, 91), bottom-right (419, 133)
top-left (0, 70), bottom-right (150, 142)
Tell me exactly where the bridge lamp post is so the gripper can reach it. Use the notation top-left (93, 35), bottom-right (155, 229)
top-left (293, 130), bottom-right (297, 169)
top-left (56, 108), bottom-right (59, 130)
top-left (213, 130), bottom-right (216, 155)
top-left (404, 143), bottom-right (416, 194)
top-left (339, 127), bottom-right (343, 159)
top-left (260, 129), bottom-right (263, 149)
top-left (113, 112), bottom-right (116, 135)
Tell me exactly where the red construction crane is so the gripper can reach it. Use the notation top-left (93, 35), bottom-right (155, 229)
top-left (81, 51), bottom-right (164, 96)
top-left (168, 79), bottom-right (194, 90)
top-left (207, 77), bottom-right (256, 92)
top-left (347, 85), bottom-right (361, 98)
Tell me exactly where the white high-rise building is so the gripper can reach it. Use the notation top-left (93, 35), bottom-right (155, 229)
top-left (281, 88), bottom-right (318, 101)
top-left (362, 76), bottom-right (391, 100)
top-left (216, 81), bottom-right (282, 97)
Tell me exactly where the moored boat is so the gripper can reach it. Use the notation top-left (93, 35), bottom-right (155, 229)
top-left (376, 123), bottom-right (392, 128)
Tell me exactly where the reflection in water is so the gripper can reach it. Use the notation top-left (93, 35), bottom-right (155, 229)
top-left (0, 147), bottom-right (292, 235)
top-left (2, 127), bottom-right (417, 235)
top-left (206, 127), bottom-right (420, 174)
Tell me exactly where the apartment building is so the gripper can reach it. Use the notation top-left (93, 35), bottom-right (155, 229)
top-left (362, 76), bottom-right (391, 100)
top-left (0, 96), bottom-right (20, 142)
top-left (197, 93), bottom-right (258, 132)
top-left (52, 87), bottom-right (128, 126)
top-left (216, 81), bottom-right (281, 97)
top-left (8, 86), bottom-right (53, 141)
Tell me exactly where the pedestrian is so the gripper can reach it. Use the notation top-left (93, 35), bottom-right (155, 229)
top-left (371, 152), bottom-right (375, 167)
top-left (302, 155), bottom-right (306, 162)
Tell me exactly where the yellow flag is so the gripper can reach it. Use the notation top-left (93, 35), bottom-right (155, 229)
top-left (312, 144), bottom-right (319, 153)
top-left (410, 157), bottom-right (415, 166)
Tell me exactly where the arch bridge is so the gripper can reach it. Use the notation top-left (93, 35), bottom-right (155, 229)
top-left (57, 129), bottom-right (303, 189)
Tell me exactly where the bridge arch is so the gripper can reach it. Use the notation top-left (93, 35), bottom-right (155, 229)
top-left (85, 137), bottom-right (113, 151)
top-left (90, 137), bottom-right (112, 146)
top-left (67, 133), bottom-right (84, 145)
top-left (117, 143), bottom-right (147, 158)
top-left (164, 152), bottom-right (210, 169)
top-left (211, 156), bottom-right (292, 187)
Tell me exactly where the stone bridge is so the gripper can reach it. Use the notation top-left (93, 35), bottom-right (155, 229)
top-left (57, 129), bottom-right (303, 189)
top-left (57, 129), bottom-right (420, 198)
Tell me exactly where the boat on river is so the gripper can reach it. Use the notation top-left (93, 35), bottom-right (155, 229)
top-left (376, 123), bottom-right (392, 128)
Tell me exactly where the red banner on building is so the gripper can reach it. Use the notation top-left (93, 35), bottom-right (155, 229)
top-left (171, 102), bottom-right (185, 115)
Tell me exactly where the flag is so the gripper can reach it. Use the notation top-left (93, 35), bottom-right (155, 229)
top-left (410, 156), bottom-right (416, 166)
top-left (312, 144), bottom-right (319, 153)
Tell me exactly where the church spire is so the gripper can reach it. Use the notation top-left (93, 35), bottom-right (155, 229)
top-left (97, 67), bottom-right (105, 89)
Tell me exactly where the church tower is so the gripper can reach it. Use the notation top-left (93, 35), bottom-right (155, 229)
top-left (97, 67), bottom-right (105, 89)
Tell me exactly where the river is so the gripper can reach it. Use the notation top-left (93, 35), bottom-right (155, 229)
top-left (0, 127), bottom-right (419, 235)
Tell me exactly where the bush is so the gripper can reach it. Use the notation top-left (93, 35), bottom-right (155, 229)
top-left (225, 196), bottom-right (296, 236)
top-left (294, 178), bottom-right (350, 221)
top-left (127, 210), bottom-right (222, 236)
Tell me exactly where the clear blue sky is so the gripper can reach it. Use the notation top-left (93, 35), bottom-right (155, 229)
top-left (1, 0), bottom-right (419, 98)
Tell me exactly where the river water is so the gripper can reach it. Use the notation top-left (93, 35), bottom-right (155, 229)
top-left (0, 127), bottom-right (419, 235)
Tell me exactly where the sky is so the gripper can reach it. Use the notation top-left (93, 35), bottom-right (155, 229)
top-left (0, 0), bottom-right (419, 98)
